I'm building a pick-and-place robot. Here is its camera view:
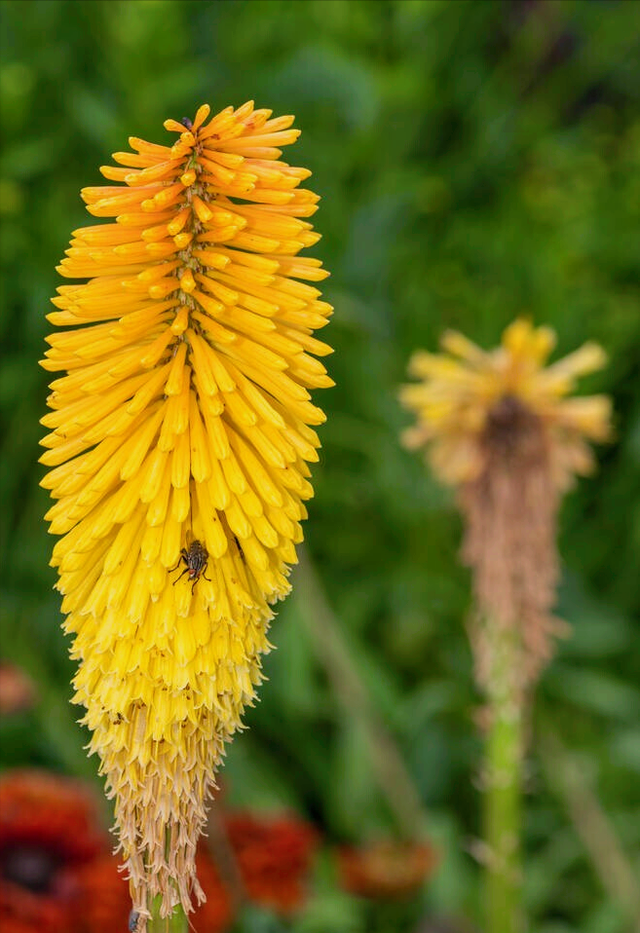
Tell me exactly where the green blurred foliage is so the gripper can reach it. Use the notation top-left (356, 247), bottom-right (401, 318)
top-left (1, 1), bottom-right (639, 931)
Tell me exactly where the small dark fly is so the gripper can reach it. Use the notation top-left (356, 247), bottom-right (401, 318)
top-left (233, 534), bottom-right (246, 563)
top-left (128, 910), bottom-right (140, 933)
top-left (170, 539), bottom-right (211, 594)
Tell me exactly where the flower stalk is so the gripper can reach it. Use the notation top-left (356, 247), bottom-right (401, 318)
top-left (400, 320), bottom-right (611, 933)
top-left (295, 547), bottom-right (429, 841)
top-left (483, 623), bottom-right (523, 933)
top-left (147, 899), bottom-right (188, 933)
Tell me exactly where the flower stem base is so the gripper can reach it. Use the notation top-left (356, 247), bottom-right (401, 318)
top-left (483, 624), bottom-right (524, 933)
top-left (147, 898), bottom-right (189, 933)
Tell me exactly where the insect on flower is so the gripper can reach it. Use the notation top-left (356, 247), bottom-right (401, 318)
top-left (128, 910), bottom-right (140, 933)
top-left (170, 539), bottom-right (211, 594)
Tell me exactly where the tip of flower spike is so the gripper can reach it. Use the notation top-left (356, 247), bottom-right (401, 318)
top-left (235, 101), bottom-right (255, 120)
top-left (337, 840), bottom-right (437, 899)
top-left (191, 104), bottom-right (211, 131)
top-left (558, 394), bottom-right (613, 443)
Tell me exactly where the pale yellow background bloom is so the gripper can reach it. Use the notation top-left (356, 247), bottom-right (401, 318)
top-left (400, 319), bottom-right (611, 491)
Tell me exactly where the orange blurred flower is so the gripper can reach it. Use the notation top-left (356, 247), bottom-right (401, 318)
top-left (337, 840), bottom-right (437, 899)
top-left (225, 812), bottom-right (318, 913)
top-left (192, 850), bottom-right (235, 932)
top-left (71, 856), bottom-right (131, 933)
top-left (0, 883), bottom-right (69, 933)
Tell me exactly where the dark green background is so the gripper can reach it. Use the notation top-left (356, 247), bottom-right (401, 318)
top-left (1, 2), bottom-right (639, 931)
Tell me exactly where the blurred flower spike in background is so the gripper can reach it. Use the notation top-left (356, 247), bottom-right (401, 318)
top-left (400, 320), bottom-right (612, 933)
top-left (39, 101), bottom-right (332, 925)
top-left (400, 319), bottom-right (611, 693)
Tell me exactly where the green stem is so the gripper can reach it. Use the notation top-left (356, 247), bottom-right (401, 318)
top-left (483, 623), bottom-right (524, 933)
top-left (147, 898), bottom-right (189, 933)
top-left (294, 547), bottom-right (429, 840)
top-left (539, 726), bottom-right (640, 928)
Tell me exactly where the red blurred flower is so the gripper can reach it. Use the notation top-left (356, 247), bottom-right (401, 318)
top-left (223, 812), bottom-right (318, 914)
top-left (337, 840), bottom-right (437, 899)
top-left (72, 810), bottom-right (317, 931)
top-left (0, 881), bottom-right (69, 933)
top-left (0, 771), bottom-right (108, 933)
top-left (192, 849), bottom-right (235, 932)
top-left (71, 855), bottom-right (130, 933)
top-left (0, 770), bottom-right (318, 931)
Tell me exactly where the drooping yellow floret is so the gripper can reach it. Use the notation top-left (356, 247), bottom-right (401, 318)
top-left (41, 101), bottom-right (332, 925)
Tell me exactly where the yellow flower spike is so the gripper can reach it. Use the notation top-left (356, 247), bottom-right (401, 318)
top-left (41, 102), bottom-right (332, 929)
